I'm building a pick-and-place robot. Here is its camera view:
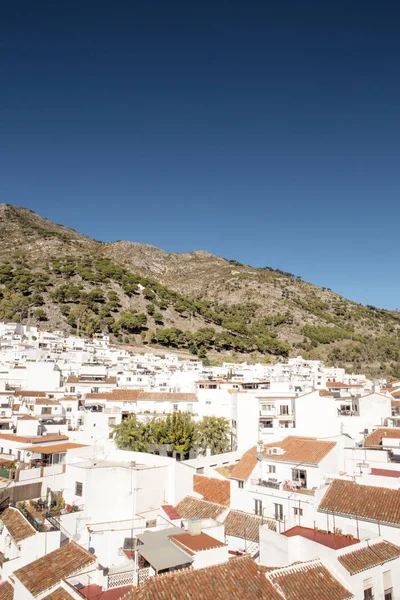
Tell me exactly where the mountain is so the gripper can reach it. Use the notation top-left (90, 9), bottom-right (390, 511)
top-left (0, 204), bottom-right (399, 378)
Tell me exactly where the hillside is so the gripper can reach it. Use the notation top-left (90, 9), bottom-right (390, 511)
top-left (0, 204), bottom-right (399, 377)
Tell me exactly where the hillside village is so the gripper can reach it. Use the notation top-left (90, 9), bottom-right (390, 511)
top-left (0, 321), bottom-right (399, 598)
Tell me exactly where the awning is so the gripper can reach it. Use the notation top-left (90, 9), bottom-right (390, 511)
top-left (138, 544), bottom-right (192, 572)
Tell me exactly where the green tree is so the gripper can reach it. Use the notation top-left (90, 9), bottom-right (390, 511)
top-left (197, 416), bottom-right (231, 455)
top-left (111, 415), bottom-right (151, 452)
top-left (33, 308), bottom-right (47, 321)
top-left (164, 412), bottom-right (198, 455)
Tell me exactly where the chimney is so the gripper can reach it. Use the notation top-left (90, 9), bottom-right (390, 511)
top-left (187, 519), bottom-right (202, 536)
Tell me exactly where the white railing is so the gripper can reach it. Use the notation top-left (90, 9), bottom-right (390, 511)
top-left (138, 567), bottom-right (154, 584)
top-left (107, 570), bottom-right (135, 589)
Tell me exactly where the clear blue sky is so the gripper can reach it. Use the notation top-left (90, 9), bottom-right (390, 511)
top-left (1, 1), bottom-right (399, 308)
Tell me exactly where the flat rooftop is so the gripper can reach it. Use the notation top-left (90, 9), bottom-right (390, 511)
top-left (282, 526), bottom-right (359, 550)
top-left (72, 460), bottom-right (159, 471)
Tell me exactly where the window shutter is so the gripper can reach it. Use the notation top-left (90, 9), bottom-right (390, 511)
top-left (383, 570), bottom-right (392, 589)
top-left (363, 578), bottom-right (373, 590)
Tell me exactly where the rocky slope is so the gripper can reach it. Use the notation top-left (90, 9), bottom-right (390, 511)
top-left (0, 204), bottom-right (399, 377)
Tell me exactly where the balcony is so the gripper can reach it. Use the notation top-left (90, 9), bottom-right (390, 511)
top-left (251, 477), bottom-right (281, 490)
top-left (283, 481), bottom-right (315, 496)
top-left (337, 409), bottom-right (355, 417)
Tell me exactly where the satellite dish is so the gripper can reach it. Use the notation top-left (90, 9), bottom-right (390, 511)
top-left (88, 547), bottom-right (95, 554)
top-left (257, 452), bottom-right (264, 462)
top-left (73, 533), bottom-right (81, 541)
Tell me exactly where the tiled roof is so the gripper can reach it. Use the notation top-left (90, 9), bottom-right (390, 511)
top-left (85, 390), bottom-right (141, 401)
top-left (231, 437), bottom-right (336, 481)
top-left (370, 468), bottom-right (400, 478)
top-left (363, 428), bottom-right (400, 447)
top-left (214, 464), bottom-right (237, 479)
top-left (23, 442), bottom-right (87, 454)
top-left (162, 505), bottom-right (181, 520)
top-left (0, 433), bottom-right (69, 444)
top-left (0, 581), bottom-right (14, 600)
top-left (14, 391), bottom-right (47, 397)
top-left (266, 560), bottom-right (353, 599)
top-left (42, 587), bottom-right (76, 600)
top-left (122, 555), bottom-right (283, 600)
top-left (14, 542), bottom-right (96, 597)
top-left (0, 507), bottom-right (36, 543)
top-left (318, 479), bottom-right (400, 526)
top-left (338, 540), bottom-right (400, 574)
top-left (193, 475), bottom-right (230, 506)
top-left (230, 447), bottom-right (258, 480)
top-left (35, 398), bottom-right (60, 405)
top-left (169, 532), bottom-right (225, 555)
top-left (175, 496), bottom-right (227, 520)
top-left (224, 510), bottom-right (276, 542)
top-left (138, 392), bottom-right (198, 401)
top-left (17, 415), bottom-right (37, 420)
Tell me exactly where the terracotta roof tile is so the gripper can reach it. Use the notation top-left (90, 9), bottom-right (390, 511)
top-left (42, 587), bottom-right (76, 600)
top-left (214, 464), bottom-right (237, 479)
top-left (224, 510), bottom-right (276, 542)
top-left (122, 555), bottom-right (283, 600)
top-left (193, 475), bottom-right (230, 506)
top-left (34, 398), bottom-right (60, 405)
top-left (14, 391), bottom-right (47, 397)
top-left (85, 390), bottom-right (141, 401)
top-left (138, 392), bottom-right (198, 401)
top-left (231, 437), bottom-right (336, 481)
top-left (0, 507), bottom-right (36, 543)
top-left (0, 581), bottom-right (14, 600)
top-left (338, 540), bottom-right (400, 574)
top-left (14, 542), bottom-right (96, 597)
top-left (363, 428), bottom-right (400, 447)
top-left (169, 532), bottom-right (225, 555)
top-left (318, 479), bottom-right (400, 526)
top-left (230, 447), bottom-right (258, 481)
top-left (162, 505), bottom-right (181, 520)
top-left (175, 496), bottom-right (227, 520)
top-left (0, 433), bottom-right (68, 444)
top-left (23, 442), bottom-right (87, 454)
top-left (266, 560), bottom-right (353, 599)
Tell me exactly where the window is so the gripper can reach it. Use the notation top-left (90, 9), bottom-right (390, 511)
top-left (92, 387), bottom-right (99, 393)
top-left (138, 378), bottom-right (142, 382)
top-left (238, 481), bottom-right (244, 489)
top-left (108, 417), bottom-right (116, 426)
top-left (292, 469), bottom-right (307, 488)
top-left (66, 407), bottom-right (72, 412)
top-left (205, 400), bottom-right (211, 405)
top-left (293, 507), bottom-right (303, 516)
top-left (126, 377), bottom-right (131, 382)
top-left (75, 482), bottom-right (83, 497)
top-left (41, 407), bottom-right (51, 415)
top-left (70, 386), bottom-right (75, 393)
top-left (267, 465), bottom-right (276, 474)
top-left (172, 404), bottom-right (178, 412)
top-left (255, 499), bottom-right (263, 516)
top-left (274, 503), bottom-right (283, 521)
top-left (363, 578), bottom-right (373, 599)
top-left (123, 537), bottom-right (136, 549)
top-left (280, 405), bottom-right (289, 415)
top-left (384, 571), bottom-right (392, 600)
top-left (187, 404), bottom-right (193, 412)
